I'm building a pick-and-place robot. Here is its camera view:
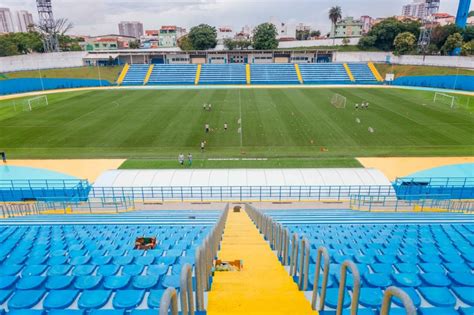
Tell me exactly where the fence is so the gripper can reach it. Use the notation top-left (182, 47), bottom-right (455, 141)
top-left (349, 194), bottom-right (474, 212)
top-left (392, 75), bottom-right (474, 92)
top-left (393, 177), bottom-right (474, 200)
top-left (0, 78), bottom-right (111, 95)
top-left (90, 185), bottom-right (395, 202)
top-left (0, 179), bottom-right (91, 202)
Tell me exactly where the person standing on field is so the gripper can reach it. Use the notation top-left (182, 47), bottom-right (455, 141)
top-left (200, 141), bottom-right (205, 152)
top-left (224, 122), bottom-right (228, 131)
top-left (188, 153), bottom-right (193, 166)
top-left (178, 153), bottom-right (185, 166)
top-left (205, 123), bottom-right (210, 133)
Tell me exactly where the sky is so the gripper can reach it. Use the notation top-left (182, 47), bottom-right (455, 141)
top-left (1, 0), bottom-right (469, 36)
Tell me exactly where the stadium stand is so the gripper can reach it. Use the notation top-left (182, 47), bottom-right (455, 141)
top-left (198, 64), bottom-right (246, 85)
top-left (298, 63), bottom-right (352, 84)
top-left (0, 78), bottom-right (110, 95)
top-left (250, 64), bottom-right (300, 84)
top-left (148, 64), bottom-right (197, 85)
top-left (0, 210), bottom-right (222, 313)
top-left (121, 65), bottom-right (150, 85)
top-left (347, 63), bottom-right (378, 83)
top-left (256, 208), bottom-right (474, 315)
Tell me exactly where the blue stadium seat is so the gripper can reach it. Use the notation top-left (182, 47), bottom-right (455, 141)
top-left (48, 256), bottom-right (68, 266)
top-left (250, 64), bottom-right (299, 84)
top-left (8, 311), bottom-right (44, 315)
top-left (459, 307), bottom-right (474, 315)
top-left (449, 273), bottom-right (474, 286)
top-left (0, 276), bottom-right (17, 289)
top-left (43, 290), bottom-right (79, 309)
top-left (199, 64), bottom-right (246, 85)
top-left (419, 287), bottom-right (456, 307)
top-left (161, 275), bottom-right (180, 289)
top-left (78, 290), bottom-right (112, 309)
top-left (45, 276), bottom-right (75, 290)
top-left (347, 63), bottom-right (378, 83)
top-left (392, 287), bottom-right (421, 308)
top-left (324, 288), bottom-right (350, 309)
top-left (132, 275), bottom-right (160, 290)
top-left (147, 289), bottom-right (165, 308)
top-left (112, 290), bottom-right (145, 309)
top-left (113, 256), bottom-right (134, 266)
top-left (298, 63), bottom-right (351, 84)
top-left (49, 311), bottom-right (85, 315)
top-left (74, 276), bottom-right (103, 290)
top-left (104, 276), bottom-right (131, 290)
top-left (0, 290), bottom-right (13, 304)
top-left (392, 273), bottom-right (421, 287)
top-left (16, 276), bottom-right (46, 290)
top-left (148, 64), bottom-right (197, 85)
top-left (420, 273), bottom-right (451, 287)
top-left (418, 308), bottom-right (459, 315)
top-left (0, 265), bottom-right (22, 276)
top-left (359, 287), bottom-right (383, 308)
top-left (122, 65), bottom-right (150, 86)
top-left (122, 265), bottom-right (144, 276)
top-left (364, 273), bottom-right (392, 288)
top-left (89, 310), bottom-right (124, 315)
top-left (452, 287), bottom-right (474, 306)
top-left (21, 265), bottom-right (47, 277)
top-left (97, 265), bottom-right (120, 277)
top-left (47, 265), bottom-right (71, 276)
top-left (8, 290), bottom-right (46, 309)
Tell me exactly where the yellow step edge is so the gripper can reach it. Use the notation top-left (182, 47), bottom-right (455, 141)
top-left (368, 62), bottom-right (384, 82)
top-left (246, 64), bottom-right (251, 85)
top-left (143, 64), bottom-right (154, 85)
top-left (116, 63), bottom-right (130, 85)
top-left (294, 63), bottom-right (303, 84)
top-left (343, 63), bottom-right (355, 82)
top-left (195, 64), bottom-right (202, 85)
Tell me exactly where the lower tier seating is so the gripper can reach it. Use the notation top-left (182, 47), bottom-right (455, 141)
top-left (121, 65), bottom-right (150, 86)
top-left (298, 63), bottom-right (352, 84)
top-left (250, 64), bottom-right (299, 84)
top-left (348, 63), bottom-right (378, 83)
top-left (199, 64), bottom-right (246, 84)
top-left (148, 64), bottom-right (197, 85)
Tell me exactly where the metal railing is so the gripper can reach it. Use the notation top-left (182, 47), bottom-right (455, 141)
top-left (35, 196), bottom-right (136, 214)
top-left (180, 263), bottom-right (195, 315)
top-left (394, 176), bottom-right (474, 187)
top-left (311, 246), bottom-right (330, 311)
top-left (336, 260), bottom-right (361, 315)
top-left (393, 177), bottom-right (474, 200)
top-left (159, 287), bottom-right (179, 315)
top-left (350, 194), bottom-right (474, 212)
top-left (0, 202), bottom-right (39, 218)
top-left (194, 203), bottom-right (229, 311)
top-left (380, 286), bottom-right (417, 315)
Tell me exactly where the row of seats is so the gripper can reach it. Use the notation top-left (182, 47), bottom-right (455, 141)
top-left (199, 64), bottom-right (247, 84)
top-left (348, 63), bottom-right (379, 82)
top-left (265, 209), bottom-right (474, 315)
top-left (121, 65), bottom-right (149, 86)
top-left (250, 64), bottom-right (299, 84)
top-left (148, 64), bottom-right (197, 85)
top-left (0, 211), bottom-right (220, 313)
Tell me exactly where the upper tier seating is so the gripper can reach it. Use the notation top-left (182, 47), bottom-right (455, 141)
top-left (199, 64), bottom-right (246, 85)
top-left (265, 209), bottom-right (474, 314)
top-left (148, 64), bottom-right (197, 85)
top-left (0, 211), bottom-right (220, 313)
top-left (121, 65), bottom-right (150, 86)
top-left (298, 63), bottom-right (351, 84)
top-left (250, 64), bottom-right (299, 84)
top-left (348, 63), bottom-right (378, 83)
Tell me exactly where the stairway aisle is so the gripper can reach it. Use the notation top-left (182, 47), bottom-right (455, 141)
top-left (207, 207), bottom-right (317, 315)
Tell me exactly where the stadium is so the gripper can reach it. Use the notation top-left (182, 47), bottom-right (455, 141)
top-left (0, 0), bottom-right (474, 314)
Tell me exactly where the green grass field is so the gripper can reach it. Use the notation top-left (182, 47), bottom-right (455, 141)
top-left (0, 87), bottom-right (473, 167)
top-left (375, 64), bottom-right (474, 79)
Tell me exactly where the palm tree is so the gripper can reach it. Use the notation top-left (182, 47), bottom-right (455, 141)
top-left (328, 6), bottom-right (342, 44)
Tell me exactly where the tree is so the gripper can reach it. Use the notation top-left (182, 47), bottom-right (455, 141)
top-left (463, 26), bottom-right (474, 42)
top-left (363, 17), bottom-right (421, 51)
top-left (35, 17), bottom-right (73, 51)
top-left (393, 32), bottom-right (417, 55)
top-left (129, 40), bottom-right (140, 49)
top-left (0, 32), bottom-right (44, 56)
top-left (342, 37), bottom-right (350, 46)
top-left (252, 23), bottom-right (278, 50)
top-left (328, 6), bottom-right (342, 43)
top-left (469, 11), bottom-right (474, 17)
top-left (357, 35), bottom-right (376, 50)
top-left (177, 35), bottom-right (193, 51)
top-left (442, 33), bottom-right (463, 55)
top-left (296, 29), bottom-right (310, 40)
top-left (223, 38), bottom-right (237, 50)
top-left (236, 39), bottom-right (252, 50)
top-left (188, 24), bottom-right (217, 50)
top-left (462, 40), bottom-right (474, 56)
top-left (431, 24), bottom-right (462, 50)
top-left (310, 30), bottom-right (321, 38)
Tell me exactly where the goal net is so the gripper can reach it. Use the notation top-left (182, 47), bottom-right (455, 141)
top-left (23, 95), bottom-right (49, 111)
top-left (331, 93), bottom-right (346, 109)
top-left (433, 92), bottom-right (456, 108)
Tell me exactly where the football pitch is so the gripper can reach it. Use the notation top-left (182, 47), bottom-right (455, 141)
top-left (0, 87), bottom-right (473, 168)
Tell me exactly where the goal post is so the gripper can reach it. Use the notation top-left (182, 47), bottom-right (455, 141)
top-left (331, 93), bottom-right (346, 109)
top-left (25, 95), bottom-right (49, 111)
top-left (433, 92), bottom-right (456, 108)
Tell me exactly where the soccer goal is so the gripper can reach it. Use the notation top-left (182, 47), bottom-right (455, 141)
top-left (331, 93), bottom-right (346, 109)
top-left (433, 92), bottom-right (456, 109)
top-left (24, 95), bottom-right (49, 111)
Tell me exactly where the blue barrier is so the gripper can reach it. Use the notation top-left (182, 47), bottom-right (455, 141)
top-left (0, 78), bottom-right (111, 95)
top-left (393, 177), bottom-right (474, 200)
top-left (393, 75), bottom-right (474, 91)
top-left (0, 179), bottom-right (91, 202)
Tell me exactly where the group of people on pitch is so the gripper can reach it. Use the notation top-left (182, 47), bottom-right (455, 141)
top-left (355, 102), bottom-right (370, 110)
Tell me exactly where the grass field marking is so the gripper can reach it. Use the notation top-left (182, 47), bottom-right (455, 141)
top-left (239, 88), bottom-right (243, 149)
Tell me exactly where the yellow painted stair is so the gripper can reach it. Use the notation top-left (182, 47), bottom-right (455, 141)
top-left (343, 63), bottom-right (355, 82)
top-left (294, 63), bottom-right (303, 84)
top-left (116, 63), bottom-right (130, 85)
top-left (143, 64), bottom-right (154, 85)
top-left (207, 209), bottom-right (317, 315)
top-left (246, 64), bottom-right (251, 85)
top-left (195, 64), bottom-right (202, 85)
top-left (368, 62), bottom-right (384, 82)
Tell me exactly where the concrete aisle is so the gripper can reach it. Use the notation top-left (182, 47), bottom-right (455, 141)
top-left (207, 208), bottom-right (317, 315)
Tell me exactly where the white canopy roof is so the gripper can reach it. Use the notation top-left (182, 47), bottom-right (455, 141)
top-left (93, 168), bottom-right (391, 187)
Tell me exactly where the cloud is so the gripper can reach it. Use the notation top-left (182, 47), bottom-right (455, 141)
top-left (2, 0), bottom-right (468, 36)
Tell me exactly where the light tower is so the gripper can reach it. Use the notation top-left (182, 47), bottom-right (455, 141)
top-left (418, 0), bottom-right (440, 54)
top-left (36, 0), bottom-right (59, 52)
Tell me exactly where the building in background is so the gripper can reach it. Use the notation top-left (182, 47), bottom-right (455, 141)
top-left (331, 17), bottom-right (363, 38)
top-left (360, 15), bottom-right (374, 34)
top-left (0, 8), bottom-right (15, 33)
top-left (118, 21), bottom-right (144, 38)
top-left (159, 26), bottom-right (186, 48)
top-left (401, 0), bottom-right (440, 19)
top-left (269, 17), bottom-right (297, 40)
top-left (432, 13), bottom-right (455, 26)
top-left (83, 34), bottom-right (137, 51)
top-left (141, 30), bottom-right (159, 49)
top-left (16, 10), bottom-right (34, 32)
top-left (217, 26), bottom-right (233, 44)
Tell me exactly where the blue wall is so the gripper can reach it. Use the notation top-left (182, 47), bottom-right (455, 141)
top-left (393, 75), bottom-right (474, 92)
top-left (0, 78), bottom-right (111, 95)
